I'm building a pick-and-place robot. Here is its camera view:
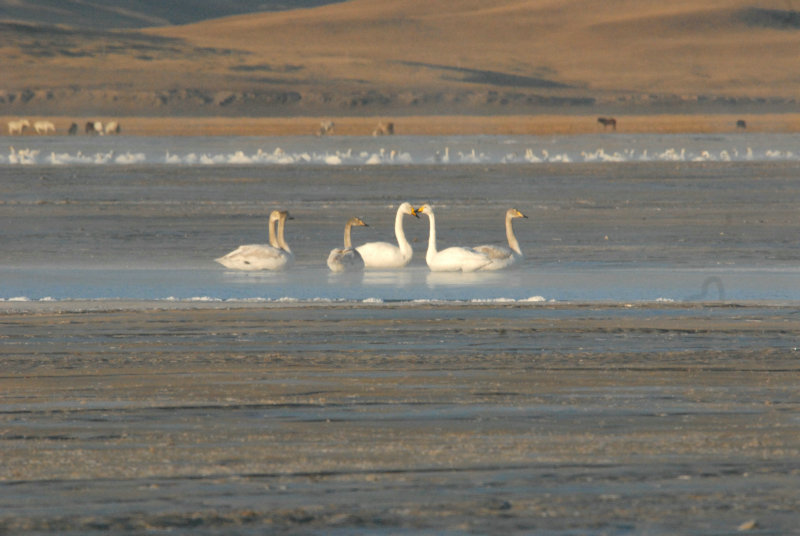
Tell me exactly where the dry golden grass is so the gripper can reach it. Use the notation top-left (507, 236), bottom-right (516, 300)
top-left (4, 0), bottom-right (800, 120)
top-left (5, 114), bottom-right (800, 137)
top-left (150, 0), bottom-right (800, 99)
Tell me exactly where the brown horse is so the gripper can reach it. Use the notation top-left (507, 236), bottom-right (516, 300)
top-left (736, 119), bottom-right (747, 129)
top-left (372, 121), bottom-right (395, 136)
top-left (597, 117), bottom-right (617, 131)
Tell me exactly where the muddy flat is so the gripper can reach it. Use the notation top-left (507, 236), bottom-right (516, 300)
top-left (1, 302), bottom-right (798, 534)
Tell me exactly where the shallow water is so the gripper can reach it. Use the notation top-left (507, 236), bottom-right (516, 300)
top-left (2, 134), bottom-right (800, 304)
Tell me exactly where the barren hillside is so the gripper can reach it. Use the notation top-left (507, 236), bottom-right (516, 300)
top-left (2, 0), bottom-right (800, 116)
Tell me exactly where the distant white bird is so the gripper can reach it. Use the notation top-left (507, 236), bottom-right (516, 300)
top-left (8, 146), bottom-right (39, 165)
top-left (215, 210), bottom-right (293, 270)
top-left (473, 208), bottom-right (528, 270)
top-left (355, 202), bottom-right (419, 269)
top-left (416, 204), bottom-right (492, 272)
top-left (327, 217), bottom-right (368, 272)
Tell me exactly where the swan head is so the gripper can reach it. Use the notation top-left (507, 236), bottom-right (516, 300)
top-left (416, 203), bottom-right (433, 217)
top-left (277, 210), bottom-right (294, 221)
top-left (347, 216), bottom-right (368, 228)
top-left (508, 208), bottom-right (528, 219)
top-left (398, 201), bottom-right (420, 218)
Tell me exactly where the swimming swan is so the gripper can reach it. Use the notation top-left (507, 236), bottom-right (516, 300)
top-left (327, 216), bottom-right (368, 272)
top-left (473, 208), bottom-right (528, 270)
top-left (215, 210), bottom-right (294, 270)
top-left (355, 202), bottom-right (419, 269)
top-left (416, 204), bottom-right (492, 272)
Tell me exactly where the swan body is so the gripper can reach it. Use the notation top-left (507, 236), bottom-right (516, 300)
top-left (474, 208), bottom-right (528, 270)
top-left (216, 210), bottom-right (294, 270)
top-left (328, 217), bottom-right (368, 272)
top-left (416, 204), bottom-right (492, 272)
top-left (355, 202), bottom-right (419, 269)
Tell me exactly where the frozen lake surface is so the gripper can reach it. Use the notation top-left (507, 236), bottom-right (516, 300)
top-left (3, 133), bottom-right (800, 535)
top-left (2, 134), bottom-right (800, 304)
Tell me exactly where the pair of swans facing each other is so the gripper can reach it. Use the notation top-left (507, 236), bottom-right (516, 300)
top-left (416, 205), bottom-right (527, 272)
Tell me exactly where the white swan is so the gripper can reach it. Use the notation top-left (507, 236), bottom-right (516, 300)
top-left (355, 202), bottom-right (419, 269)
top-left (474, 208), bottom-right (528, 270)
top-left (327, 217), bottom-right (368, 272)
top-left (416, 204), bottom-right (492, 272)
top-left (215, 210), bottom-right (294, 270)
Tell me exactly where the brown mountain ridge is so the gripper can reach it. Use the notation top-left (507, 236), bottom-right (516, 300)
top-left (2, 0), bottom-right (800, 117)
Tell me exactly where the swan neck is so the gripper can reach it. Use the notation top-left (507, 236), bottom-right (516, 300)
top-left (394, 206), bottom-right (411, 254)
top-left (268, 217), bottom-right (278, 248)
top-left (506, 213), bottom-right (522, 254)
top-left (277, 216), bottom-right (291, 252)
top-left (425, 210), bottom-right (438, 259)
top-left (343, 221), bottom-right (353, 249)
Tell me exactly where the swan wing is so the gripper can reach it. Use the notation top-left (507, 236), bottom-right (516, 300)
top-left (430, 246), bottom-right (491, 272)
top-left (473, 244), bottom-right (513, 260)
top-left (216, 244), bottom-right (292, 271)
top-left (355, 241), bottom-right (409, 268)
top-left (328, 248), bottom-right (365, 272)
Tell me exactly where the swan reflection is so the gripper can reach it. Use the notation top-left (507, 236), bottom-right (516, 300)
top-left (326, 270), bottom-right (365, 285)
top-left (686, 276), bottom-right (726, 301)
top-left (425, 270), bottom-right (504, 288)
top-left (221, 270), bottom-right (292, 284)
top-left (361, 269), bottom-right (416, 288)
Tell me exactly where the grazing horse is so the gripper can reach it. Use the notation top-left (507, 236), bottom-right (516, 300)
top-left (85, 121), bottom-right (99, 134)
top-left (597, 117), bottom-right (617, 130)
top-left (8, 119), bottom-right (30, 135)
top-left (104, 121), bottom-right (121, 134)
top-left (736, 119), bottom-right (747, 130)
top-left (372, 121), bottom-right (395, 136)
top-left (34, 120), bottom-right (56, 134)
top-left (68, 122), bottom-right (78, 135)
top-left (317, 120), bottom-right (335, 136)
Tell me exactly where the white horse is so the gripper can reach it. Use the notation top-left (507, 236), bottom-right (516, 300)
top-left (34, 121), bottom-right (56, 135)
top-left (94, 121), bottom-right (104, 135)
top-left (8, 119), bottom-right (30, 135)
top-left (317, 120), bottom-right (335, 136)
top-left (105, 121), bottom-right (121, 135)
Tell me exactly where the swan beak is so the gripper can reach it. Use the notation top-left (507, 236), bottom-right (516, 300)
top-left (411, 207), bottom-right (421, 218)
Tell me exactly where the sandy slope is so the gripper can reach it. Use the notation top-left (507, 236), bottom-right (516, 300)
top-left (148, 0), bottom-right (800, 98)
top-left (2, 0), bottom-right (800, 117)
